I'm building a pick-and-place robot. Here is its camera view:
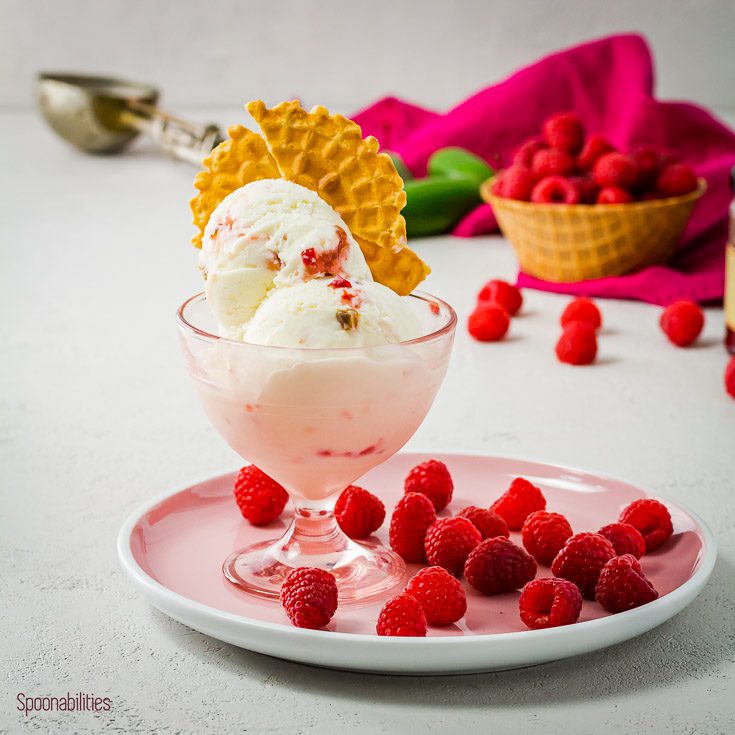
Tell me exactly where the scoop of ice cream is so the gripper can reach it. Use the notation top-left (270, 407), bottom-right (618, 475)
top-left (239, 277), bottom-right (422, 348)
top-left (200, 179), bottom-right (372, 330)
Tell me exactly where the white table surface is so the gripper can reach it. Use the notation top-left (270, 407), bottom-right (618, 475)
top-left (1, 110), bottom-right (734, 734)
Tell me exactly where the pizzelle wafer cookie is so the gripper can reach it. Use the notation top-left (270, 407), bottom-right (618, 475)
top-left (189, 125), bottom-right (279, 249)
top-left (248, 99), bottom-right (429, 295)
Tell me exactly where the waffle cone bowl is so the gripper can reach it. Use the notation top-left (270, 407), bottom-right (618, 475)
top-left (481, 180), bottom-right (706, 282)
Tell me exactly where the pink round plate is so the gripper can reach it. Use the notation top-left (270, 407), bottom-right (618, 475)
top-left (118, 451), bottom-right (715, 674)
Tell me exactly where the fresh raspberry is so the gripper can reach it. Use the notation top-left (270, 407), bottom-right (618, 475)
top-left (531, 175), bottom-right (580, 204)
top-left (404, 459), bottom-right (453, 511)
top-left (424, 517), bottom-right (482, 575)
top-left (389, 492), bottom-right (437, 563)
top-left (555, 322), bottom-right (598, 365)
top-left (619, 498), bottom-right (673, 552)
top-left (405, 566), bottom-right (467, 625)
top-left (543, 112), bottom-right (585, 153)
top-left (495, 166), bottom-right (536, 201)
top-left (593, 152), bottom-right (637, 189)
top-left (376, 592), bottom-right (427, 636)
top-left (595, 554), bottom-right (658, 613)
top-left (577, 135), bottom-right (614, 171)
top-left (656, 163), bottom-right (698, 197)
top-left (726, 357), bottom-right (735, 399)
top-left (334, 485), bottom-right (385, 539)
top-left (233, 465), bottom-right (288, 526)
top-left (639, 191), bottom-right (664, 201)
top-left (660, 300), bottom-right (704, 347)
top-left (597, 522), bottom-right (646, 559)
top-left (280, 567), bottom-right (338, 629)
top-left (571, 175), bottom-right (600, 203)
top-left (464, 537), bottom-right (537, 595)
top-left (532, 149), bottom-right (576, 179)
top-left (521, 511), bottom-right (573, 566)
top-left (512, 137), bottom-right (547, 168)
top-left (560, 297), bottom-right (602, 330)
top-left (518, 577), bottom-right (582, 629)
top-left (631, 146), bottom-right (662, 190)
top-left (551, 532), bottom-right (616, 599)
top-left (458, 506), bottom-right (509, 540)
top-left (596, 186), bottom-right (633, 204)
top-left (477, 279), bottom-right (523, 316)
top-left (490, 477), bottom-right (546, 531)
top-left (467, 302), bottom-right (510, 342)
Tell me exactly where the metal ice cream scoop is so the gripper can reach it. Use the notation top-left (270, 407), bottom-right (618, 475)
top-left (36, 73), bottom-right (223, 165)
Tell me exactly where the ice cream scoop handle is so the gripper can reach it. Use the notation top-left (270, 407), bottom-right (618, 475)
top-left (121, 100), bottom-right (223, 165)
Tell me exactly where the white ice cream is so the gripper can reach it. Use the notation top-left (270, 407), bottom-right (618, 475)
top-left (244, 278), bottom-right (422, 348)
top-left (199, 179), bottom-right (421, 346)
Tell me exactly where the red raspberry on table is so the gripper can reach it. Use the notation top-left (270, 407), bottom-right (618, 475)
top-left (556, 322), bottom-right (598, 366)
top-left (577, 135), bottom-right (613, 171)
top-left (280, 567), bottom-right (338, 629)
top-left (531, 175), bottom-right (580, 204)
top-left (334, 485), bottom-right (385, 539)
top-left (521, 511), bottom-right (573, 566)
top-left (464, 537), bottom-right (537, 595)
top-left (490, 477), bottom-right (546, 531)
top-left (405, 566), bottom-right (467, 626)
top-left (551, 532), bottom-right (617, 599)
top-left (512, 137), bottom-right (547, 168)
top-left (560, 297), bottom-right (602, 330)
top-left (631, 146), bottom-right (662, 190)
top-left (660, 300), bottom-right (704, 347)
top-left (233, 465), bottom-right (288, 526)
top-left (467, 302), bottom-right (510, 342)
top-left (519, 577), bottom-right (582, 630)
top-left (726, 357), bottom-right (735, 399)
top-left (656, 163), bottom-right (698, 197)
top-left (494, 166), bottom-right (536, 201)
top-left (404, 459), bottom-right (453, 511)
top-left (532, 149), bottom-right (576, 179)
top-left (543, 112), bottom-right (585, 153)
top-left (389, 492), bottom-right (437, 563)
top-left (597, 186), bottom-right (633, 204)
top-left (477, 279), bottom-right (523, 316)
top-left (425, 517), bottom-right (482, 575)
top-left (376, 592), bottom-right (427, 637)
top-left (596, 554), bottom-right (658, 613)
top-left (458, 506), bottom-right (509, 540)
top-left (619, 498), bottom-right (673, 552)
top-left (593, 152), bottom-right (638, 189)
top-left (597, 522), bottom-right (646, 559)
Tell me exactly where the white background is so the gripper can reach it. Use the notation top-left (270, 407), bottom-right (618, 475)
top-left (3, 0), bottom-right (735, 113)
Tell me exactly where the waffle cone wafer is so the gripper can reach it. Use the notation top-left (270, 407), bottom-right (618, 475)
top-left (248, 100), bottom-right (428, 293)
top-left (355, 237), bottom-right (430, 297)
top-left (189, 125), bottom-right (279, 249)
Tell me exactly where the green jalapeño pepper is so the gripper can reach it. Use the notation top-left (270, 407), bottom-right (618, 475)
top-left (427, 147), bottom-right (494, 185)
top-left (402, 175), bottom-right (483, 237)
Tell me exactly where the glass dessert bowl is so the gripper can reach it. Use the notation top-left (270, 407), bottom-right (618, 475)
top-left (178, 291), bottom-right (456, 604)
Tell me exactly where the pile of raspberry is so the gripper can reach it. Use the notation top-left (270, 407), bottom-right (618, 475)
top-left (492, 111), bottom-right (698, 205)
top-left (232, 460), bottom-right (674, 635)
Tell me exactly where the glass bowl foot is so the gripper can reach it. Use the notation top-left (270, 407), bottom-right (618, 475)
top-left (223, 536), bottom-right (406, 606)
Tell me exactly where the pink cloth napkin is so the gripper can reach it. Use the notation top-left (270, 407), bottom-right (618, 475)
top-left (352, 34), bottom-right (735, 305)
